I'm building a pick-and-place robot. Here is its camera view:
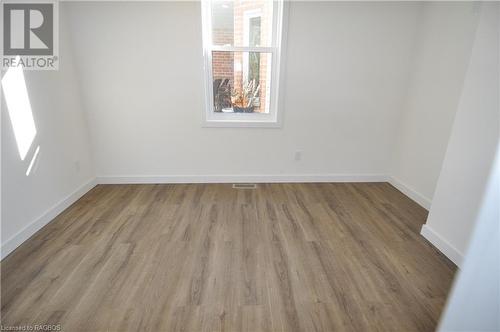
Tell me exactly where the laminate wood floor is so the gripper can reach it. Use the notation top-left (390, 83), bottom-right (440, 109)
top-left (1, 183), bottom-right (456, 332)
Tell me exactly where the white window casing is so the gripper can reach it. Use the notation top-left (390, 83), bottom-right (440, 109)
top-left (201, 0), bottom-right (288, 128)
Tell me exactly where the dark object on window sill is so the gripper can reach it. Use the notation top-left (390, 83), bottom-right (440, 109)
top-left (233, 106), bottom-right (255, 113)
top-left (213, 78), bottom-right (232, 112)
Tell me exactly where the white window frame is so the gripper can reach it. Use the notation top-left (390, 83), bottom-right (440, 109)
top-left (201, 0), bottom-right (287, 128)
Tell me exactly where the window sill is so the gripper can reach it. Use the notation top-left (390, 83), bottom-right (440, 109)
top-left (202, 119), bottom-right (282, 128)
top-left (203, 109), bottom-right (282, 128)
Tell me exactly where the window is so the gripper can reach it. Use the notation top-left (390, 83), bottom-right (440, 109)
top-left (201, 0), bottom-right (286, 127)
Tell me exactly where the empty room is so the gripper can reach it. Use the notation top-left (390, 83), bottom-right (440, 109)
top-left (1, 0), bottom-right (499, 331)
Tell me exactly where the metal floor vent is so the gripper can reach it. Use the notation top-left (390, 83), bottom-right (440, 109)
top-left (232, 183), bottom-right (257, 189)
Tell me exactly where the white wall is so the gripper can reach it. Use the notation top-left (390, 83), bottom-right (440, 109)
top-left (64, 1), bottom-right (421, 181)
top-left (1, 12), bottom-right (95, 258)
top-left (391, 2), bottom-right (479, 209)
top-left (437, 141), bottom-right (499, 332)
top-left (421, 2), bottom-right (499, 266)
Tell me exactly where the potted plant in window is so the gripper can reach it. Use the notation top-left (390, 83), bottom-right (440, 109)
top-left (231, 79), bottom-right (260, 113)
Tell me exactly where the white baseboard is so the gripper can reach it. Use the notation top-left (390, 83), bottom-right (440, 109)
top-left (421, 224), bottom-right (464, 267)
top-left (388, 178), bottom-right (463, 266)
top-left (96, 174), bottom-right (389, 184)
top-left (1, 178), bottom-right (97, 260)
top-left (388, 176), bottom-right (432, 210)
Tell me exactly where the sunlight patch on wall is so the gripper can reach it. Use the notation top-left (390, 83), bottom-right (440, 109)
top-left (1, 61), bottom-right (37, 160)
top-left (25, 146), bottom-right (41, 176)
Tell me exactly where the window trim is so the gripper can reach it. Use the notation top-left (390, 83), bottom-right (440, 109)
top-left (201, 0), bottom-right (288, 128)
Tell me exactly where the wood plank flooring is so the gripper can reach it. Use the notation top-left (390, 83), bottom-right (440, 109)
top-left (1, 183), bottom-right (456, 331)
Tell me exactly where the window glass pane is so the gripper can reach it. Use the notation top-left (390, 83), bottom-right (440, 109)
top-left (211, 0), bottom-right (273, 47)
top-left (212, 51), bottom-right (272, 113)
